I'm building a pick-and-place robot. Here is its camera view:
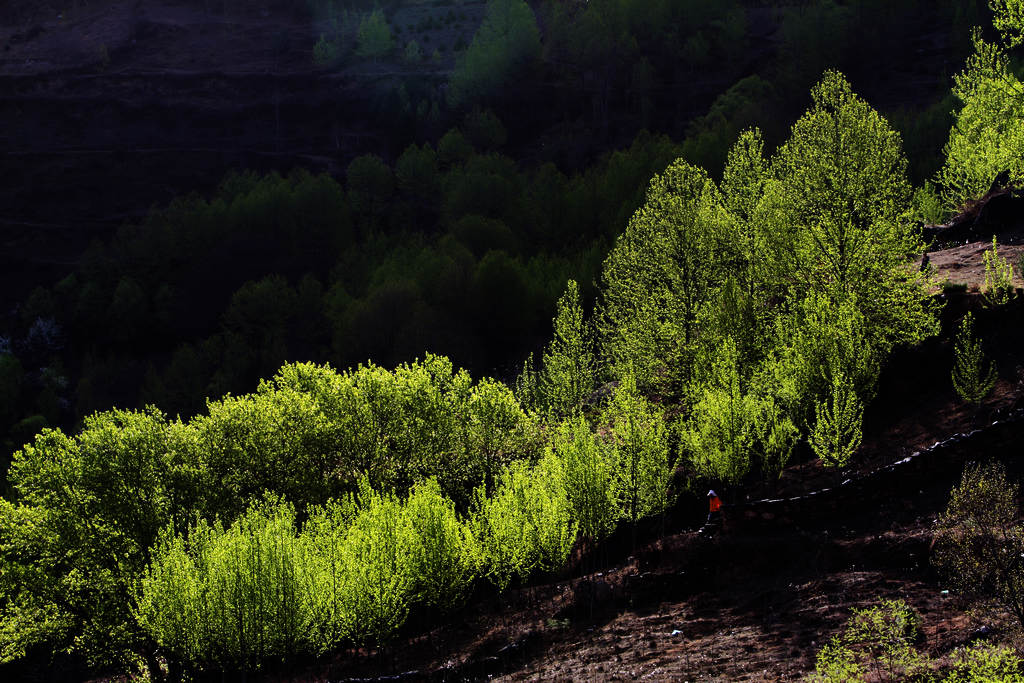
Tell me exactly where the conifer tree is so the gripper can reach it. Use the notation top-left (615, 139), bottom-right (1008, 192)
top-left (808, 370), bottom-right (863, 468)
top-left (540, 280), bottom-right (595, 417)
top-left (951, 312), bottom-right (997, 407)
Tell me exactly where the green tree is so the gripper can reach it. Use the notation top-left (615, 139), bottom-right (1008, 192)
top-left (951, 313), bottom-right (997, 407)
top-left (472, 455), bottom-right (576, 590)
top-left (551, 414), bottom-right (616, 542)
top-left (313, 34), bottom-right (340, 66)
top-left (766, 71), bottom-right (937, 355)
top-left (403, 479), bottom-right (477, 611)
top-left (403, 39), bottom-right (422, 64)
top-left (808, 370), bottom-right (863, 468)
top-left (810, 600), bottom-right (931, 682)
top-left (983, 236), bottom-right (1016, 306)
top-left (346, 154), bottom-right (394, 228)
top-left (0, 409), bottom-right (188, 667)
top-left (933, 461), bottom-right (1024, 628)
top-left (448, 0), bottom-right (540, 107)
top-left (597, 159), bottom-right (729, 394)
top-left (992, 0), bottom-right (1024, 46)
top-left (539, 280), bottom-right (596, 417)
top-left (602, 373), bottom-right (674, 528)
top-left (683, 338), bottom-right (796, 481)
top-left (356, 9), bottom-right (393, 61)
top-left (939, 0), bottom-right (1024, 209)
top-left (395, 143), bottom-right (439, 201)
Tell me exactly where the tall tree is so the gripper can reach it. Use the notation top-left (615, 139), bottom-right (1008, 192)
top-left (939, 2), bottom-right (1024, 209)
top-left (597, 159), bottom-right (730, 393)
top-left (766, 70), bottom-right (938, 355)
top-left (540, 280), bottom-right (595, 417)
top-left (448, 0), bottom-right (541, 107)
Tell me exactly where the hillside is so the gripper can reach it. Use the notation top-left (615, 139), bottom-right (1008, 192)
top-left (3, 2), bottom-right (1024, 681)
top-left (235, 284), bottom-right (1024, 682)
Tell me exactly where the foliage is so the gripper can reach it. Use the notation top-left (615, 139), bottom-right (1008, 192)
top-left (313, 34), bottom-right (340, 66)
top-left (539, 280), bottom-right (596, 417)
top-left (682, 337), bottom-right (796, 482)
top-left (945, 642), bottom-right (1024, 682)
top-left (938, 26), bottom-right (1024, 209)
top-left (0, 409), bottom-right (188, 667)
top-left (765, 290), bottom-right (879, 439)
top-left (136, 499), bottom-right (305, 671)
top-left (597, 159), bottom-right (727, 394)
top-left (472, 455), bottom-right (577, 591)
top-left (601, 374), bottom-right (674, 526)
top-left (448, 0), bottom-right (540, 107)
top-left (808, 370), bottom-right (863, 468)
top-left (933, 461), bottom-right (1024, 627)
top-left (356, 9), bottom-right (394, 61)
top-left (403, 39), bottom-right (422, 64)
top-left (982, 236), bottom-right (1016, 306)
top-left (550, 414), bottom-right (617, 542)
top-left (766, 71), bottom-right (935, 355)
top-left (403, 479), bottom-right (477, 611)
top-left (912, 181), bottom-right (947, 226)
top-left (950, 313), bottom-right (997, 407)
top-left (992, 0), bottom-right (1024, 48)
top-left (810, 599), bottom-right (931, 682)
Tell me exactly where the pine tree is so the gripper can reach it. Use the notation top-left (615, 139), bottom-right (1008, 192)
top-left (808, 370), bottom-right (863, 468)
top-left (540, 280), bottom-right (595, 417)
top-left (951, 312), bottom-right (997, 406)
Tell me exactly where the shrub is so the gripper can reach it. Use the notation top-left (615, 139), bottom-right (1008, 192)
top-left (933, 461), bottom-right (1024, 628)
top-left (950, 313), bottom-right (997, 407)
top-left (472, 455), bottom-right (577, 590)
top-left (808, 370), bottom-right (863, 468)
top-left (810, 599), bottom-right (930, 682)
top-left (404, 479), bottom-right (478, 610)
top-left (982, 236), bottom-right (1015, 306)
top-left (945, 642), bottom-right (1024, 682)
top-left (136, 500), bottom-right (305, 671)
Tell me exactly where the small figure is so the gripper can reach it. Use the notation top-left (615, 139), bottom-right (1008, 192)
top-left (706, 489), bottom-right (722, 526)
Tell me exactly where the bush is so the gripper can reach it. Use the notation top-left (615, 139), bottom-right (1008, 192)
top-left (136, 499), bottom-right (305, 672)
top-left (933, 461), bottom-right (1024, 628)
top-left (982, 236), bottom-right (1015, 306)
top-left (950, 313), bottom-right (996, 407)
top-left (810, 599), bottom-right (930, 682)
top-left (945, 642), bottom-right (1024, 682)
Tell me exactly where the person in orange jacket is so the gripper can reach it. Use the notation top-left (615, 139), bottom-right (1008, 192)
top-left (707, 489), bottom-right (722, 525)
